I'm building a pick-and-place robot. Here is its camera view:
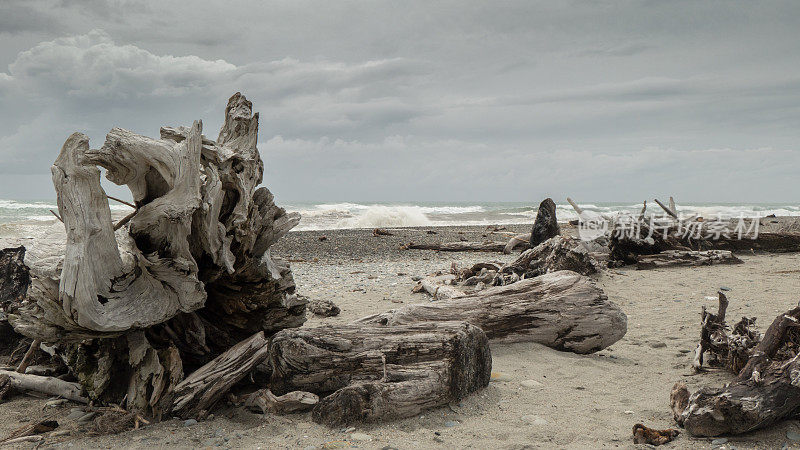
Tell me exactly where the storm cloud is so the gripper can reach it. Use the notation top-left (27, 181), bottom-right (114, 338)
top-left (1, 0), bottom-right (798, 202)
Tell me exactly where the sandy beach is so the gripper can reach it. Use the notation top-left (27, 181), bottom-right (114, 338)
top-left (0, 222), bottom-right (798, 449)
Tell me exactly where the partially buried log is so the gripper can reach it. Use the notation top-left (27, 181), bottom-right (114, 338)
top-left (405, 241), bottom-right (506, 252)
top-left (263, 322), bottom-right (491, 426)
top-left (635, 250), bottom-right (742, 270)
top-left (359, 270), bottom-right (626, 354)
top-left (671, 296), bottom-right (800, 436)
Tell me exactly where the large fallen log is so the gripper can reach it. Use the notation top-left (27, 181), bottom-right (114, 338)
top-left (263, 322), bottom-right (491, 426)
top-left (672, 297), bottom-right (800, 436)
top-left (358, 270), bottom-right (626, 354)
top-left (1, 93), bottom-right (305, 414)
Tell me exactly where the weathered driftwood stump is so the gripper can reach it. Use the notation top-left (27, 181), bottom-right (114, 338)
top-left (263, 322), bottom-right (491, 426)
top-left (1, 93), bottom-right (304, 415)
top-left (360, 270), bottom-right (626, 354)
top-left (530, 198), bottom-right (560, 248)
top-left (672, 296), bottom-right (800, 436)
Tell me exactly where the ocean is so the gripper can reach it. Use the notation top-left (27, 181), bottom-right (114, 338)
top-left (2, 199), bottom-right (799, 231)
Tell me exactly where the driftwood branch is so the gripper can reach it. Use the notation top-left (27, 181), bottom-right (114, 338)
top-left (0, 369), bottom-right (87, 403)
top-left (172, 331), bottom-right (271, 419)
top-left (406, 241), bottom-right (506, 252)
top-left (654, 198), bottom-right (678, 219)
top-left (48, 210), bottom-right (63, 223)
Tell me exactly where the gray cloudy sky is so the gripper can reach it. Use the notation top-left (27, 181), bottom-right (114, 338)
top-left (1, 0), bottom-right (799, 202)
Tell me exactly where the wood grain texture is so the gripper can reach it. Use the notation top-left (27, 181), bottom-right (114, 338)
top-left (264, 322), bottom-right (491, 426)
top-left (358, 270), bottom-right (626, 354)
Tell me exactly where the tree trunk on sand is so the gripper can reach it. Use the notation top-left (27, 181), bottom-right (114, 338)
top-left (405, 241), bottom-right (506, 252)
top-left (672, 299), bottom-right (800, 436)
top-left (263, 322), bottom-right (491, 426)
top-left (635, 250), bottom-right (742, 270)
top-left (358, 270), bottom-right (626, 354)
top-left (530, 198), bottom-right (560, 248)
top-left (1, 93), bottom-right (304, 415)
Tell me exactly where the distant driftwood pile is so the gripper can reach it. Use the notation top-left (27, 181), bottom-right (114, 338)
top-left (0, 94), bottom-right (633, 434)
top-left (405, 195), bottom-right (800, 272)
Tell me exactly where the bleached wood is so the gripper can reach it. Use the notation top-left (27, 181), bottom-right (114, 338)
top-left (566, 197), bottom-right (584, 216)
top-left (2, 93), bottom-right (305, 415)
top-left (503, 234), bottom-right (529, 254)
top-left (0, 369), bottom-right (87, 403)
top-left (358, 270), bottom-right (627, 354)
top-left (419, 274), bottom-right (464, 300)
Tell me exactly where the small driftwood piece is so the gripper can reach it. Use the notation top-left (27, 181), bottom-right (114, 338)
top-left (15, 339), bottom-right (40, 373)
top-left (406, 241), bottom-right (506, 252)
top-left (265, 322), bottom-right (491, 426)
top-left (566, 197), bottom-right (584, 217)
top-left (503, 234), bottom-right (529, 254)
top-left (632, 423), bottom-right (680, 445)
top-left (241, 389), bottom-right (318, 414)
top-left (172, 331), bottom-right (271, 419)
top-left (418, 274), bottom-right (464, 300)
top-left (373, 228), bottom-right (393, 236)
top-left (358, 270), bottom-right (626, 354)
top-left (673, 303), bottom-right (800, 436)
top-left (654, 198), bottom-right (678, 219)
top-left (0, 370), bottom-right (87, 403)
top-left (635, 250), bottom-right (743, 270)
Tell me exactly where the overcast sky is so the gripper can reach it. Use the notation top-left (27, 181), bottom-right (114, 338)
top-left (1, 0), bottom-right (799, 203)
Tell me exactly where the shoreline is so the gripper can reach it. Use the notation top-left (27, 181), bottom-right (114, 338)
top-left (1, 223), bottom-right (800, 448)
